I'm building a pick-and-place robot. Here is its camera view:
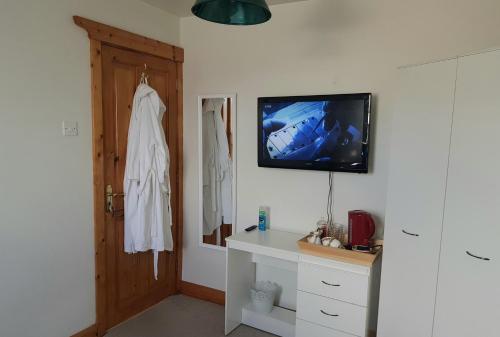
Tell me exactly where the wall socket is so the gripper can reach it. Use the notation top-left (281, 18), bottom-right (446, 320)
top-left (62, 121), bottom-right (78, 136)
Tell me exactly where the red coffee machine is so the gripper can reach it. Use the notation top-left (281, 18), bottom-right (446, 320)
top-left (348, 210), bottom-right (376, 247)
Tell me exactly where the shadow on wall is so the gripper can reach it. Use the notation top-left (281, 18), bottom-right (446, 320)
top-left (294, 0), bottom-right (378, 58)
top-left (299, 0), bottom-right (375, 33)
top-left (367, 94), bottom-right (378, 174)
top-left (301, 0), bottom-right (500, 66)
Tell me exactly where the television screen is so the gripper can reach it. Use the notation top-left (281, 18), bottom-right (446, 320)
top-left (258, 93), bottom-right (372, 173)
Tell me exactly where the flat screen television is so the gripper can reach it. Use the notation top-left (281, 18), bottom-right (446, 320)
top-left (258, 93), bottom-right (372, 173)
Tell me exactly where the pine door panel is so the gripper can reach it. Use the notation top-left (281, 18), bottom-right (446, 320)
top-left (102, 45), bottom-right (178, 329)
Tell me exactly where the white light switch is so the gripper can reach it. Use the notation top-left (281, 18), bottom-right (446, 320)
top-left (62, 121), bottom-right (78, 136)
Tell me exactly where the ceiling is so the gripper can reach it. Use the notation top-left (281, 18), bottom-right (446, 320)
top-left (142, 0), bottom-right (307, 17)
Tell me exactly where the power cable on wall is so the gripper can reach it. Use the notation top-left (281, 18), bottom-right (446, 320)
top-left (326, 172), bottom-right (334, 226)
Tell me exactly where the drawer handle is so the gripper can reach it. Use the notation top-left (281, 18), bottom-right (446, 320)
top-left (321, 280), bottom-right (341, 287)
top-left (320, 309), bottom-right (339, 317)
top-left (466, 251), bottom-right (491, 261)
top-left (402, 229), bottom-right (419, 237)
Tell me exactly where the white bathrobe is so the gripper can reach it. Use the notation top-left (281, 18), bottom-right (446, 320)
top-left (202, 99), bottom-right (232, 237)
top-left (124, 83), bottom-right (172, 280)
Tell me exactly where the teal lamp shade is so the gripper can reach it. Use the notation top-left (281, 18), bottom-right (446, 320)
top-left (192, 0), bottom-right (271, 25)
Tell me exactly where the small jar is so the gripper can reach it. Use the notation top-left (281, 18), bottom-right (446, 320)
top-left (316, 218), bottom-right (329, 239)
top-left (331, 223), bottom-right (346, 244)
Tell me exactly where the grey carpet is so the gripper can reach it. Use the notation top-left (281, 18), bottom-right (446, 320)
top-left (105, 294), bottom-right (275, 337)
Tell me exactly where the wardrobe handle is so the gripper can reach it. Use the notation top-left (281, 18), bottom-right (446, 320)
top-left (402, 229), bottom-right (419, 237)
top-left (322, 280), bottom-right (341, 287)
top-left (320, 309), bottom-right (339, 317)
top-left (466, 251), bottom-right (491, 261)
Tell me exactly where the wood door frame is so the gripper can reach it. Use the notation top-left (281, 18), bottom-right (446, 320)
top-left (74, 16), bottom-right (184, 337)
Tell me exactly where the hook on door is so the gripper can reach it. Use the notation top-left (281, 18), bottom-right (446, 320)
top-left (140, 63), bottom-right (149, 85)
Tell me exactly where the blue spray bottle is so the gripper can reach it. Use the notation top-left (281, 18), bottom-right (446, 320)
top-left (258, 206), bottom-right (267, 231)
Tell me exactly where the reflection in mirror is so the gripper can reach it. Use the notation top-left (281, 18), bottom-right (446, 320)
top-left (198, 95), bottom-right (236, 249)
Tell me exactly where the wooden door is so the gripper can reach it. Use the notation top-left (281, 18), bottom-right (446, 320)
top-left (377, 59), bottom-right (456, 337)
top-left (101, 45), bottom-right (179, 329)
top-left (433, 50), bottom-right (500, 337)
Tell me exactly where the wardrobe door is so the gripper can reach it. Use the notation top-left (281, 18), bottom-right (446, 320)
top-left (378, 59), bottom-right (456, 337)
top-left (433, 50), bottom-right (500, 337)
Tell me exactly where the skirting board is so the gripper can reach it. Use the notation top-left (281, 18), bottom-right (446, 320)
top-left (69, 324), bottom-right (98, 337)
top-left (180, 281), bottom-right (225, 306)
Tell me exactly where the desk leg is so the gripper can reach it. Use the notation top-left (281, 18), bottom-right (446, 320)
top-left (225, 248), bottom-right (255, 335)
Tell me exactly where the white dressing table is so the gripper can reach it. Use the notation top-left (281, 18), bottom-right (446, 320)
top-left (225, 230), bottom-right (381, 337)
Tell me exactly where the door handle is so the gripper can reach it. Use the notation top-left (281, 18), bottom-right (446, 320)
top-left (320, 310), bottom-right (339, 317)
top-left (321, 281), bottom-right (341, 287)
top-left (466, 251), bottom-right (491, 261)
top-left (106, 185), bottom-right (113, 213)
top-left (106, 185), bottom-right (125, 217)
top-left (402, 229), bottom-right (419, 237)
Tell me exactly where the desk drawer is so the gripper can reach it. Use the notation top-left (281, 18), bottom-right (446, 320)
top-left (296, 319), bottom-right (358, 337)
top-left (298, 262), bottom-right (369, 306)
top-left (297, 291), bottom-right (367, 336)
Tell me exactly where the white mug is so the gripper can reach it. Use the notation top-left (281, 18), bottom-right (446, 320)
top-left (307, 234), bottom-right (316, 244)
top-left (329, 239), bottom-right (342, 248)
top-left (321, 237), bottom-right (332, 246)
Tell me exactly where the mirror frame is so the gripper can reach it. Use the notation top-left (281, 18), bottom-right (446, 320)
top-left (198, 94), bottom-right (237, 251)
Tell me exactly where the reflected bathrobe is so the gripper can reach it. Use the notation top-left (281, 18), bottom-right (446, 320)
top-left (124, 84), bottom-right (172, 280)
top-left (202, 98), bottom-right (232, 237)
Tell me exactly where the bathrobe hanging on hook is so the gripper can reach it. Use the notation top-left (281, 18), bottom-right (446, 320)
top-left (124, 83), bottom-right (173, 280)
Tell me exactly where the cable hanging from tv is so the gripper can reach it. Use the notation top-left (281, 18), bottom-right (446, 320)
top-left (326, 171), bottom-right (334, 226)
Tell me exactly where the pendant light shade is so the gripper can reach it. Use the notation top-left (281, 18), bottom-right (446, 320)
top-left (192, 0), bottom-right (271, 25)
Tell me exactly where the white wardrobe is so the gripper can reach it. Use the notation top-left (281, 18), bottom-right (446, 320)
top-left (378, 49), bottom-right (500, 337)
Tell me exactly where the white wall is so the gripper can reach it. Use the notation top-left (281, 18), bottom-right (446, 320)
top-left (0, 1), bottom-right (178, 337)
top-left (180, 0), bottom-right (500, 291)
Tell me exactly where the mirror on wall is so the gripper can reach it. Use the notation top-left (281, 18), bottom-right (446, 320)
top-left (198, 94), bottom-right (237, 250)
